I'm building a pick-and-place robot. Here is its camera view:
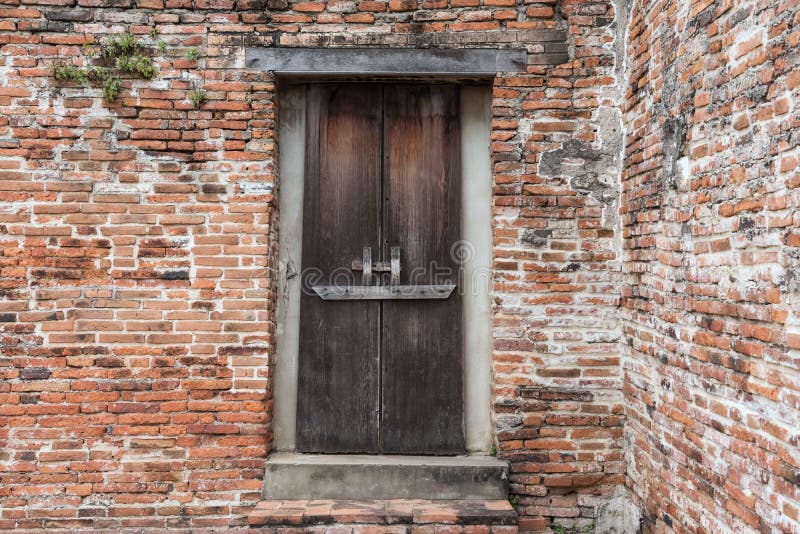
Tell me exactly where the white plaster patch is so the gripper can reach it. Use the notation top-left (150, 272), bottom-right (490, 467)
top-left (594, 486), bottom-right (641, 533)
top-left (239, 182), bottom-right (275, 195)
top-left (94, 182), bottom-right (149, 194)
top-left (0, 203), bottom-right (25, 214)
top-left (676, 156), bottom-right (689, 188)
top-left (730, 24), bottom-right (766, 68)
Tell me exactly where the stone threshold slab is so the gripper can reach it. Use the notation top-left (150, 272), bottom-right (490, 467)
top-left (263, 453), bottom-right (509, 500)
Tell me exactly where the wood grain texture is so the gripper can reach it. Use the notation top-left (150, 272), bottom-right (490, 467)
top-left (297, 83), bottom-right (464, 454)
top-left (380, 85), bottom-right (465, 454)
top-left (296, 84), bottom-right (382, 453)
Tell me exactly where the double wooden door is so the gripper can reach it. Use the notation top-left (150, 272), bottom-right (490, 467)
top-left (296, 84), bottom-right (464, 454)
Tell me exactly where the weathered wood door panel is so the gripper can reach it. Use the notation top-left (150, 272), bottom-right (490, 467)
top-left (296, 85), bottom-right (382, 453)
top-left (381, 85), bottom-right (464, 454)
top-left (297, 83), bottom-right (464, 454)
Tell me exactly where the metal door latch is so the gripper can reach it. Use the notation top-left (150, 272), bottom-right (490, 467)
top-left (312, 245), bottom-right (455, 301)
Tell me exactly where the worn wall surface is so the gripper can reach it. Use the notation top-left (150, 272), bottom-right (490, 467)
top-left (488, 0), bottom-right (625, 530)
top-left (0, 0), bottom-right (624, 531)
top-left (0, 3), bottom-right (278, 531)
top-left (622, 0), bottom-right (800, 531)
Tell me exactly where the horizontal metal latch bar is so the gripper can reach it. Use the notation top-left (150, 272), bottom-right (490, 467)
top-left (351, 260), bottom-right (393, 272)
top-left (312, 284), bottom-right (456, 300)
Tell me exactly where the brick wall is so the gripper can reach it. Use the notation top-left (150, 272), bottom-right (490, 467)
top-left (622, 0), bottom-right (800, 531)
top-left (489, 0), bottom-right (626, 531)
top-left (0, 3), bottom-right (278, 530)
top-left (0, 0), bottom-right (625, 530)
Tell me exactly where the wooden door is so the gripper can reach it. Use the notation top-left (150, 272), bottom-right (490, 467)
top-left (296, 83), bottom-right (464, 455)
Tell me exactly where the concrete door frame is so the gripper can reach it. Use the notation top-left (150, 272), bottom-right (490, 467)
top-left (271, 83), bottom-right (494, 453)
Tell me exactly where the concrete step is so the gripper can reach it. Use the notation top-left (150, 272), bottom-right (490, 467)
top-left (262, 453), bottom-right (509, 500)
top-left (247, 498), bottom-right (518, 531)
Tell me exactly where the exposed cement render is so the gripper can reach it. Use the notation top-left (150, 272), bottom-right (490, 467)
top-left (272, 84), bottom-right (306, 453)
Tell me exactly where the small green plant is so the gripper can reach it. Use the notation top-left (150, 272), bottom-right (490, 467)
top-left (508, 494), bottom-right (518, 511)
top-left (101, 76), bottom-right (122, 102)
top-left (185, 47), bottom-right (201, 61)
top-left (157, 40), bottom-right (167, 54)
top-left (150, 26), bottom-right (158, 38)
top-left (82, 42), bottom-right (95, 59)
top-left (489, 444), bottom-right (497, 456)
top-left (52, 64), bottom-right (90, 84)
top-left (100, 33), bottom-right (140, 59)
top-left (51, 32), bottom-right (159, 103)
top-left (189, 89), bottom-right (207, 109)
top-left (115, 53), bottom-right (158, 79)
top-left (552, 523), bottom-right (594, 534)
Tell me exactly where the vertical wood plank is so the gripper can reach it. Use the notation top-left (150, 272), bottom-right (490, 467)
top-left (296, 84), bottom-right (382, 453)
top-left (380, 84), bottom-right (465, 454)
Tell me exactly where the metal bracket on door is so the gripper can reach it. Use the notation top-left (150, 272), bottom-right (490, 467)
top-left (312, 246), bottom-right (456, 301)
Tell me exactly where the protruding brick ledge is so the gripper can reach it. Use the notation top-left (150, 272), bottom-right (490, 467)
top-left (248, 499), bottom-right (518, 533)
